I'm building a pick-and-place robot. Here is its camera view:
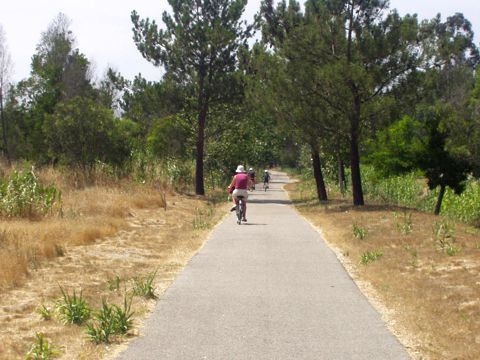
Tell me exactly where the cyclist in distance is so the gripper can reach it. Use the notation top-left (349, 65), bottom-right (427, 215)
top-left (248, 167), bottom-right (256, 190)
top-left (228, 165), bottom-right (250, 222)
top-left (263, 169), bottom-right (271, 190)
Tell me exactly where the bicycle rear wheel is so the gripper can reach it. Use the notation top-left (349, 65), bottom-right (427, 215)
top-left (236, 199), bottom-right (243, 224)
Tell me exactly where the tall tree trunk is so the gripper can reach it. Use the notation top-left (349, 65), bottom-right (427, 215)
top-left (338, 155), bottom-right (346, 195)
top-left (0, 90), bottom-right (10, 165)
top-left (195, 103), bottom-right (207, 196)
top-left (350, 94), bottom-right (364, 206)
top-left (434, 184), bottom-right (446, 215)
top-left (346, 4), bottom-right (364, 206)
top-left (311, 146), bottom-right (328, 201)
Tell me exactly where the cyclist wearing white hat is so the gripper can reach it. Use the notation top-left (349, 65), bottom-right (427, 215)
top-left (227, 165), bottom-right (251, 222)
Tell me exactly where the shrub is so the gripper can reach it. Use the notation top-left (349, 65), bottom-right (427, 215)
top-left (361, 165), bottom-right (480, 225)
top-left (86, 296), bottom-right (134, 343)
top-left (56, 287), bottom-right (91, 325)
top-left (361, 167), bottom-right (424, 207)
top-left (437, 180), bottom-right (480, 224)
top-left (0, 168), bottom-right (61, 218)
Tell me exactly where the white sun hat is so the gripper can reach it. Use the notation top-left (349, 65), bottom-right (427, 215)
top-left (236, 165), bottom-right (246, 173)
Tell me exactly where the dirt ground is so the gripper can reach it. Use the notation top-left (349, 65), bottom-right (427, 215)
top-left (285, 184), bottom-right (480, 360)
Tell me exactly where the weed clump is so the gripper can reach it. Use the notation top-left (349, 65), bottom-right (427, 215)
top-left (0, 168), bottom-right (61, 218)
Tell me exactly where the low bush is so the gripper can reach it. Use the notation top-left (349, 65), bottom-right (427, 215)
top-left (361, 166), bottom-right (480, 225)
top-left (86, 296), bottom-right (134, 344)
top-left (56, 287), bottom-right (91, 325)
top-left (0, 168), bottom-right (61, 218)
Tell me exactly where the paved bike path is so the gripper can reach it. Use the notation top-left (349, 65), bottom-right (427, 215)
top-left (116, 171), bottom-right (410, 360)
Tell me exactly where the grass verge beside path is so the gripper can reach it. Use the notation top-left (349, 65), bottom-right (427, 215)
top-left (0, 182), bottom-right (226, 360)
top-left (285, 181), bottom-right (480, 360)
top-left (4, 167), bottom-right (479, 360)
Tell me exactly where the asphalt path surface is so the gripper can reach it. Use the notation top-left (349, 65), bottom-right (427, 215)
top-left (116, 171), bottom-right (410, 360)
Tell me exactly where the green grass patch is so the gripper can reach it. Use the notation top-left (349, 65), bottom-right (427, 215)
top-left (361, 250), bottom-right (384, 265)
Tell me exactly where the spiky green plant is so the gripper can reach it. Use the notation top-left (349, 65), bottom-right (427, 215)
top-left (25, 332), bottom-right (61, 359)
top-left (37, 304), bottom-right (53, 321)
top-left (56, 287), bottom-right (91, 325)
top-left (361, 250), bottom-right (383, 265)
top-left (352, 222), bottom-right (368, 240)
top-left (394, 211), bottom-right (413, 235)
top-left (132, 270), bottom-right (158, 299)
top-left (86, 296), bottom-right (134, 343)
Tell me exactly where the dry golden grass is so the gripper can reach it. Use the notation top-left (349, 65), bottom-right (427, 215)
top-left (0, 166), bottom-right (224, 359)
top-left (286, 182), bottom-right (480, 360)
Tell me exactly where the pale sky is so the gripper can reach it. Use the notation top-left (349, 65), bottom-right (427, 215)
top-left (0, 0), bottom-right (478, 84)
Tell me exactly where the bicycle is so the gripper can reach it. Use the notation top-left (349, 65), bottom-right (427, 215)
top-left (235, 196), bottom-right (245, 225)
top-left (248, 178), bottom-right (255, 191)
top-left (262, 171), bottom-right (271, 192)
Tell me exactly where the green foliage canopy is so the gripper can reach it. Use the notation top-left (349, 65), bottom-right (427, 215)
top-left (43, 97), bottom-right (134, 168)
top-left (131, 0), bottom-right (253, 195)
top-left (365, 116), bottom-right (425, 177)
